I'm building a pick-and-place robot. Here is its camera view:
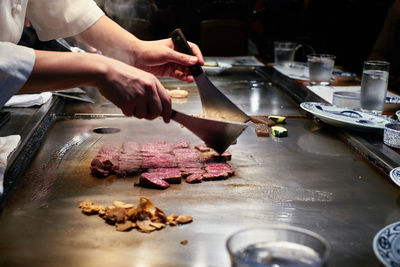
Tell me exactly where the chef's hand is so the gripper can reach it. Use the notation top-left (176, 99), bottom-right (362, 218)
top-left (97, 56), bottom-right (172, 122)
top-left (21, 50), bottom-right (172, 123)
top-left (76, 16), bottom-right (204, 82)
top-left (132, 38), bottom-right (204, 83)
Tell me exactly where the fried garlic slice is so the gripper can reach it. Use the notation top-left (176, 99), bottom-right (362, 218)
top-left (113, 201), bottom-right (135, 209)
top-left (116, 221), bottom-right (135, 232)
top-left (176, 215), bottom-right (193, 224)
top-left (136, 220), bottom-right (156, 233)
top-left (79, 200), bottom-right (103, 215)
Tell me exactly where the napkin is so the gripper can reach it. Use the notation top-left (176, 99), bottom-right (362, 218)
top-left (273, 63), bottom-right (309, 80)
top-left (0, 135), bottom-right (21, 194)
top-left (204, 56), bottom-right (264, 66)
top-left (4, 92), bottom-right (52, 107)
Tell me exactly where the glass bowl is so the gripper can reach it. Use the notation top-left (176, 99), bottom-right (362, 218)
top-left (226, 225), bottom-right (330, 267)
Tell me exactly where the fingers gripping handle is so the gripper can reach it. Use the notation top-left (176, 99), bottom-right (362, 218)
top-left (170, 28), bottom-right (203, 77)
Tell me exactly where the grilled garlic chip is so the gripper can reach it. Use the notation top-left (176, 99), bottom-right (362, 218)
top-left (79, 197), bottom-right (192, 233)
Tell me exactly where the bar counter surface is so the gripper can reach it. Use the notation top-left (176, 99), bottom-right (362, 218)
top-left (0, 63), bottom-right (399, 267)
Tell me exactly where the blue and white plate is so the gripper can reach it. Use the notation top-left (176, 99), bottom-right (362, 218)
top-left (300, 102), bottom-right (393, 131)
top-left (386, 97), bottom-right (400, 105)
top-left (332, 71), bottom-right (357, 82)
top-left (373, 221), bottom-right (400, 266)
top-left (390, 167), bottom-right (400, 187)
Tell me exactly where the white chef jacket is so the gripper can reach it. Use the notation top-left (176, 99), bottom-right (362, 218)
top-left (0, 0), bottom-right (104, 108)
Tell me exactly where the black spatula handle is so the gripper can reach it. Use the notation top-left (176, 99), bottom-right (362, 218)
top-left (170, 28), bottom-right (203, 77)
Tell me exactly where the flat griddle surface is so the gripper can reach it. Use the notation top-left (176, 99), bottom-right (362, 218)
top-left (0, 68), bottom-right (397, 266)
top-left (0, 115), bottom-right (396, 267)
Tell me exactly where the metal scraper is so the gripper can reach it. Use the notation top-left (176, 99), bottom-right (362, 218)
top-left (171, 109), bottom-right (247, 154)
top-left (170, 28), bottom-right (250, 123)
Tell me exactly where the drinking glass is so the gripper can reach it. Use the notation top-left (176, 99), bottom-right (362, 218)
top-left (274, 41), bottom-right (301, 67)
top-left (360, 60), bottom-right (390, 114)
top-left (226, 225), bottom-right (330, 267)
top-left (307, 54), bottom-right (336, 85)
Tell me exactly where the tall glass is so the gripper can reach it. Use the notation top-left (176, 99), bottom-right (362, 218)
top-left (360, 60), bottom-right (390, 114)
top-left (226, 225), bottom-right (330, 267)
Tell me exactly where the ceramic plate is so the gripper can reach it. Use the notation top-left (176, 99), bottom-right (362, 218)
top-left (332, 71), bottom-right (357, 82)
top-left (204, 62), bottom-right (232, 75)
top-left (390, 167), bottom-right (400, 187)
top-left (373, 221), bottom-right (400, 266)
top-left (300, 102), bottom-right (393, 131)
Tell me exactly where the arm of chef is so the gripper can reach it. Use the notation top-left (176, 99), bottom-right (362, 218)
top-left (0, 43), bottom-right (35, 109)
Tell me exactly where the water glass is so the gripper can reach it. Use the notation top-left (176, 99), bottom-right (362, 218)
top-left (274, 41), bottom-right (301, 67)
top-left (360, 60), bottom-right (390, 114)
top-left (226, 225), bottom-right (330, 267)
top-left (307, 54), bottom-right (336, 85)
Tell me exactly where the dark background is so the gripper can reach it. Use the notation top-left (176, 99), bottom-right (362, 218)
top-left (21, 0), bottom-right (396, 76)
top-left (130, 0), bottom-right (394, 75)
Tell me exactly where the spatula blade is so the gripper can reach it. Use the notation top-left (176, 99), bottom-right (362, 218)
top-left (194, 73), bottom-right (250, 123)
top-left (171, 110), bottom-right (247, 154)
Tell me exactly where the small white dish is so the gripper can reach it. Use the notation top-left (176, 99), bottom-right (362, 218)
top-left (332, 91), bottom-right (360, 109)
top-left (204, 62), bottom-right (232, 75)
top-left (384, 123), bottom-right (400, 148)
top-left (396, 110), bottom-right (400, 121)
top-left (390, 167), bottom-right (400, 187)
top-left (373, 221), bottom-right (400, 266)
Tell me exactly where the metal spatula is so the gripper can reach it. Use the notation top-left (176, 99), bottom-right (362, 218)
top-left (170, 28), bottom-right (250, 123)
top-left (171, 109), bottom-right (247, 154)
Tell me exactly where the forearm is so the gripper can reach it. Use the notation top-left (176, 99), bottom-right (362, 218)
top-left (76, 15), bottom-right (139, 65)
top-left (20, 50), bottom-right (107, 93)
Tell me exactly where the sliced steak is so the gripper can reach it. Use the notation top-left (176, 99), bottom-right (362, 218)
top-left (116, 142), bottom-right (142, 176)
top-left (174, 148), bottom-right (203, 169)
top-left (98, 143), bottom-right (121, 155)
top-left (186, 173), bottom-right (203, 183)
top-left (180, 168), bottom-right (205, 178)
top-left (178, 161), bottom-right (203, 168)
top-left (116, 155), bottom-right (142, 177)
top-left (148, 167), bottom-right (181, 173)
top-left (205, 162), bottom-right (235, 176)
top-left (90, 164), bottom-right (110, 178)
top-left (217, 151), bottom-right (232, 161)
top-left (141, 171), bottom-right (181, 184)
top-left (121, 141), bottom-right (140, 154)
top-left (195, 144), bottom-right (211, 152)
top-left (140, 141), bottom-right (172, 155)
top-left (91, 141), bottom-right (236, 186)
top-left (139, 173), bottom-right (170, 189)
top-left (90, 153), bottom-right (119, 178)
top-left (202, 170), bottom-right (229, 180)
top-left (172, 141), bottom-right (190, 149)
top-left (141, 154), bottom-right (177, 169)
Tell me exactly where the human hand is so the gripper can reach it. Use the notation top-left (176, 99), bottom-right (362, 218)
top-left (96, 55), bottom-right (171, 122)
top-left (132, 38), bottom-right (204, 83)
top-left (76, 16), bottom-right (203, 82)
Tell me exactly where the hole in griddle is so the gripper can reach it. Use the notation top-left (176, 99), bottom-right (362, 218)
top-left (92, 127), bottom-right (120, 134)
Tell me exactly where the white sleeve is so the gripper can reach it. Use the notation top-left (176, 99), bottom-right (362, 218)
top-left (27, 0), bottom-right (105, 41)
top-left (0, 42), bottom-right (35, 109)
